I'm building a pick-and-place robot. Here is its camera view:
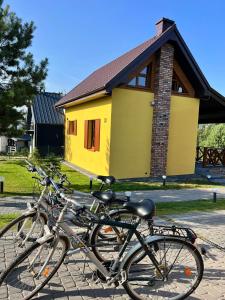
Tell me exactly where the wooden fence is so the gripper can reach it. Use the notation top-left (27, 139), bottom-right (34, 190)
top-left (196, 146), bottom-right (225, 167)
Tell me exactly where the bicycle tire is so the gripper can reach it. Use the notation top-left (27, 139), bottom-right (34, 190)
top-left (90, 209), bottom-right (150, 262)
top-left (0, 211), bottom-right (47, 270)
top-left (0, 234), bottom-right (69, 300)
top-left (122, 236), bottom-right (204, 300)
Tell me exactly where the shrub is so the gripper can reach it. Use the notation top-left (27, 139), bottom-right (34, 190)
top-left (30, 148), bottom-right (41, 166)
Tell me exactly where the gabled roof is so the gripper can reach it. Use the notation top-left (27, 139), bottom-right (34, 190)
top-left (55, 19), bottom-right (224, 108)
top-left (55, 34), bottom-right (160, 107)
top-left (33, 92), bottom-right (64, 125)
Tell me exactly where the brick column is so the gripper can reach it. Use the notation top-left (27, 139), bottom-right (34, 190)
top-left (150, 43), bottom-right (174, 176)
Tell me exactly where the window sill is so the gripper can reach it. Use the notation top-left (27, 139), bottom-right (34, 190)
top-left (86, 147), bottom-right (99, 152)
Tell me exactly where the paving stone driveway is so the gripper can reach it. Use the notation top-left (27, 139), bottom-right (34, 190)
top-left (1, 197), bottom-right (225, 299)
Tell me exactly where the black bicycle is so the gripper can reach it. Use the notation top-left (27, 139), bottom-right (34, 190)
top-left (0, 180), bottom-right (204, 300)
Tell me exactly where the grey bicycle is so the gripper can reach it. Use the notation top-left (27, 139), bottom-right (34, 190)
top-left (0, 184), bottom-right (204, 300)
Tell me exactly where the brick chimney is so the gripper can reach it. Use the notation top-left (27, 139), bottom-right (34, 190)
top-left (156, 18), bottom-right (175, 36)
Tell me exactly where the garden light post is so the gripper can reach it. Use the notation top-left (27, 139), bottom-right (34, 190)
top-left (125, 191), bottom-right (132, 201)
top-left (0, 176), bottom-right (4, 193)
top-left (213, 192), bottom-right (217, 203)
top-left (206, 174), bottom-right (211, 181)
top-left (162, 175), bottom-right (167, 187)
top-left (89, 177), bottom-right (93, 192)
top-left (206, 175), bottom-right (217, 203)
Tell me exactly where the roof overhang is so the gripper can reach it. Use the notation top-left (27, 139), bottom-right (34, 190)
top-left (56, 23), bottom-right (223, 110)
top-left (105, 25), bottom-right (210, 99)
top-left (199, 88), bottom-right (225, 124)
top-left (56, 89), bottom-right (109, 108)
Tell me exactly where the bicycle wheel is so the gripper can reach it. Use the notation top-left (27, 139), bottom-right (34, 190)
top-left (0, 234), bottom-right (69, 300)
top-left (90, 209), bottom-right (150, 262)
top-left (0, 211), bottom-right (46, 270)
top-left (122, 237), bottom-right (204, 300)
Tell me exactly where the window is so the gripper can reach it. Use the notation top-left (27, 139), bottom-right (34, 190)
top-left (67, 120), bottom-right (77, 135)
top-left (127, 65), bottom-right (151, 88)
top-left (84, 119), bottom-right (100, 151)
top-left (172, 72), bottom-right (187, 94)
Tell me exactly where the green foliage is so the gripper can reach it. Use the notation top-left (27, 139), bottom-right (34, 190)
top-left (30, 147), bottom-right (41, 166)
top-left (18, 147), bottom-right (29, 157)
top-left (198, 124), bottom-right (225, 148)
top-left (0, 0), bottom-right (48, 137)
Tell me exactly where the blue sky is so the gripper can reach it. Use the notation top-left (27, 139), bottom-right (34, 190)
top-left (5, 0), bottom-right (225, 95)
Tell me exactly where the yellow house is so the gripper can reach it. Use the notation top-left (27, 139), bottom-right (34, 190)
top-left (55, 18), bottom-right (225, 179)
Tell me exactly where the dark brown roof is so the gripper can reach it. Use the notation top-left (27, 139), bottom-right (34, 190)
top-left (55, 21), bottom-right (222, 107)
top-left (55, 30), bottom-right (169, 107)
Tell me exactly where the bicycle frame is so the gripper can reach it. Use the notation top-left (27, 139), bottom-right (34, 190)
top-left (40, 201), bottom-right (165, 283)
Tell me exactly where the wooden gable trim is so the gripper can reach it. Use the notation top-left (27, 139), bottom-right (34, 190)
top-left (120, 54), bottom-right (156, 91)
top-left (106, 27), bottom-right (209, 98)
top-left (172, 59), bottom-right (195, 97)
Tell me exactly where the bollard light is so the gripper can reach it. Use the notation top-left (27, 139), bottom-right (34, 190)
top-left (89, 177), bottom-right (93, 192)
top-left (213, 192), bottom-right (217, 203)
top-left (125, 191), bottom-right (132, 201)
top-left (206, 174), bottom-right (212, 181)
top-left (162, 175), bottom-right (167, 187)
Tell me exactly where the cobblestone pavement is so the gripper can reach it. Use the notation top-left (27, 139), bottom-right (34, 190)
top-left (2, 198), bottom-right (225, 299)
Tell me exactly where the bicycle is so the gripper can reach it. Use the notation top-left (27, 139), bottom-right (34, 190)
top-left (0, 161), bottom-right (151, 270)
top-left (0, 181), bottom-right (204, 300)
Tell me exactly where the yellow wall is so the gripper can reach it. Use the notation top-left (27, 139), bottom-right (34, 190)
top-left (64, 90), bottom-right (199, 178)
top-left (65, 96), bottom-right (112, 175)
top-left (167, 95), bottom-right (200, 175)
top-left (110, 88), bottom-right (154, 179)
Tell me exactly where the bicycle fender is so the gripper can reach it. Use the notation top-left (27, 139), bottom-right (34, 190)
top-left (36, 233), bottom-right (54, 245)
top-left (24, 208), bottom-right (37, 216)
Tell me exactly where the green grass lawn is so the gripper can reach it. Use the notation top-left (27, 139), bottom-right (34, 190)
top-left (0, 159), bottom-right (222, 197)
top-left (0, 213), bottom-right (20, 228)
top-left (0, 160), bottom-right (35, 197)
top-left (156, 198), bottom-right (225, 216)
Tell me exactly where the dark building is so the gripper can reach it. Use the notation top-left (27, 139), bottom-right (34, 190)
top-left (28, 92), bottom-right (64, 156)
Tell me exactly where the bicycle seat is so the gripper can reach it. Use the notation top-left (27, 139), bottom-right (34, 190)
top-left (97, 175), bottom-right (116, 185)
top-left (123, 199), bottom-right (155, 219)
top-left (92, 190), bottom-right (116, 203)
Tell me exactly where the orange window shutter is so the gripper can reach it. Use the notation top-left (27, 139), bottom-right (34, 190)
top-left (67, 121), bottom-right (70, 135)
top-left (84, 120), bottom-right (88, 148)
top-left (74, 120), bottom-right (77, 135)
top-left (94, 119), bottom-right (101, 151)
top-left (71, 121), bottom-right (74, 134)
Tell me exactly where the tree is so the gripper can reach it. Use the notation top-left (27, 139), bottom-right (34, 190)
top-left (198, 124), bottom-right (225, 148)
top-left (0, 0), bottom-right (48, 137)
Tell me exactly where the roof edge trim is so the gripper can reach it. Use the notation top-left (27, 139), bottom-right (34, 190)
top-left (56, 89), bottom-right (109, 108)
